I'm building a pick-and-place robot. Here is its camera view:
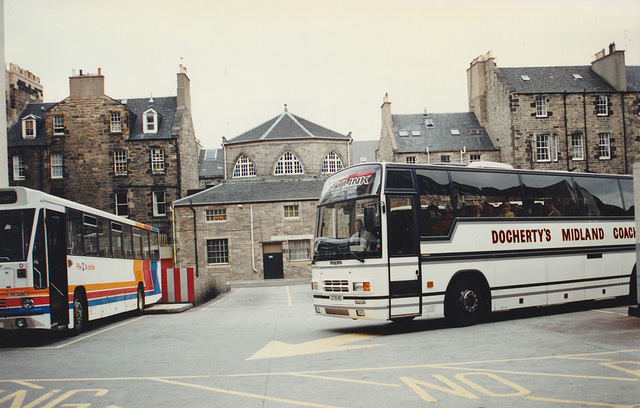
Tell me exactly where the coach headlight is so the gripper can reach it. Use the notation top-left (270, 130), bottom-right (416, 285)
top-left (22, 298), bottom-right (35, 310)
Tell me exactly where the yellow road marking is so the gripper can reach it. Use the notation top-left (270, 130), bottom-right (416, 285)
top-left (286, 286), bottom-right (293, 306)
top-left (526, 396), bottom-right (637, 408)
top-left (150, 377), bottom-right (345, 408)
top-left (283, 373), bottom-right (401, 388)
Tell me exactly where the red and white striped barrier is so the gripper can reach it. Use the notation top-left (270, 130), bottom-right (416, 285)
top-left (161, 268), bottom-right (195, 303)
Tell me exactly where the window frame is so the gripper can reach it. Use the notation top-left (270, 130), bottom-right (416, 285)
top-left (321, 151), bottom-right (344, 174)
top-left (53, 115), bottom-right (64, 135)
top-left (535, 134), bottom-right (551, 162)
top-left (535, 95), bottom-right (548, 118)
top-left (152, 191), bottom-right (167, 217)
top-left (143, 109), bottom-right (158, 134)
top-left (114, 150), bottom-right (128, 176)
top-left (22, 116), bottom-right (36, 139)
top-left (283, 204), bottom-right (300, 219)
top-left (289, 240), bottom-right (311, 261)
top-left (206, 238), bottom-right (229, 265)
top-left (274, 152), bottom-right (304, 175)
top-left (151, 148), bottom-right (165, 174)
top-left (405, 156), bottom-right (416, 164)
top-left (598, 132), bottom-right (611, 160)
top-left (110, 112), bottom-right (123, 133)
top-left (571, 133), bottom-right (584, 161)
top-left (115, 192), bottom-right (129, 218)
top-left (50, 153), bottom-right (63, 179)
top-left (205, 208), bottom-right (227, 222)
top-left (596, 95), bottom-right (609, 116)
top-left (12, 155), bottom-right (25, 181)
top-left (232, 155), bottom-right (256, 178)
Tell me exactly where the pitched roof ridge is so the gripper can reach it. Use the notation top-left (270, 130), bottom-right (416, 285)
top-left (259, 111), bottom-right (286, 140)
top-left (287, 112), bottom-right (316, 138)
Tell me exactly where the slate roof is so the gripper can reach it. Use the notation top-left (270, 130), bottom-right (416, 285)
top-left (7, 102), bottom-right (57, 147)
top-left (173, 178), bottom-right (327, 206)
top-left (7, 96), bottom-right (178, 147)
top-left (199, 148), bottom-right (224, 178)
top-left (627, 66), bottom-right (640, 92)
top-left (224, 110), bottom-right (350, 145)
top-left (499, 66), bottom-right (618, 94)
top-left (120, 96), bottom-right (177, 140)
top-left (352, 140), bottom-right (379, 163)
top-left (392, 112), bottom-right (496, 153)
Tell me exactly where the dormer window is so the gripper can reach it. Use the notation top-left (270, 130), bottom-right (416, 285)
top-left (143, 108), bottom-right (158, 134)
top-left (450, 129), bottom-right (460, 136)
top-left (22, 115), bottom-right (38, 139)
top-left (425, 118), bottom-right (434, 127)
top-left (398, 131), bottom-right (409, 137)
top-left (520, 75), bottom-right (531, 81)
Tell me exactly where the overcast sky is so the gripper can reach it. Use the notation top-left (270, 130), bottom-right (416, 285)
top-left (5, 0), bottom-right (640, 149)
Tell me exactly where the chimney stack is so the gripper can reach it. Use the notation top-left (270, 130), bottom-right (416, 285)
top-left (177, 65), bottom-right (191, 111)
top-left (69, 68), bottom-right (105, 98)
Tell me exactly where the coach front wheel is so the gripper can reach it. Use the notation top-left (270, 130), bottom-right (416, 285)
top-left (445, 277), bottom-right (489, 326)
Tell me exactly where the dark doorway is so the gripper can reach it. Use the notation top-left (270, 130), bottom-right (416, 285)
top-left (263, 242), bottom-right (284, 279)
top-left (47, 210), bottom-right (69, 328)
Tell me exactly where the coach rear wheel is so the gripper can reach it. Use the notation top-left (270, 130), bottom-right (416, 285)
top-left (445, 277), bottom-right (489, 326)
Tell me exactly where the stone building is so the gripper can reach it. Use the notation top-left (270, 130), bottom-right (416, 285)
top-left (7, 66), bottom-right (200, 255)
top-left (5, 63), bottom-right (43, 128)
top-left (467, 44), bottom-right (640, 174)
top-left (376, 93), bottom-right (499, 164)
top-left (173, 108), bottom-right (352, 283)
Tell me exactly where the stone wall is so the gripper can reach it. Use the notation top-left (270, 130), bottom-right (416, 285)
top-left (174, 199), bottom-right (317, 282)
top-left (225, 139), bottom-right (350, 180)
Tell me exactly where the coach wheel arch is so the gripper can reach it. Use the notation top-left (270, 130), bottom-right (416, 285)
top-left (444, 270), bottom-right (491, 326)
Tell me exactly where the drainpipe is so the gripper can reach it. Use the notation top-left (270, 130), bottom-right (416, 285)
top-left (251, 205), bottom-right (258, 274)
top-left (170, 204), bottom-right (177, 267)
top-left (583, 89), bottom-right (590, 172)
top-left (426, 147), bottom-right (430, 163)
top-left (460, 146), bottom-right (466, 164)
top-left (563, 91), bottom-right (571, 171)
top-left (621, 93), bottom-right (628, 174)
top-left (189, 199), bottom-right (199, 277)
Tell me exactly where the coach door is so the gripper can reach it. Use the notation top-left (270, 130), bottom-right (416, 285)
top-left (46, 210), bottom-right (69, 328)
top-left (387, 195), bottom-right (421, 319)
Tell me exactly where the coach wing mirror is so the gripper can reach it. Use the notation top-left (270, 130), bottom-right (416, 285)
top-left (380, 201), bottom-right (385, 214)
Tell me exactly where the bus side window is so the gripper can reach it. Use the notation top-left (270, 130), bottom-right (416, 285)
top-left (111, 222), bottom-right (123, 258)
top-left (416, 169), bottom-right (452, 237)
top-left (522, 174), bottom-right (576, 217)
top-left (66, 210), bottom-right (83, 255)
top-left (32, 210), bottom-right (48, 289)
top-left (150, 231), bottom-right (160, 261)
top-left (123, 225), bottom-right (133, 259)
top-left (142, 230), bottom-right (150, 260)
top-left (98, 218), bottom-right (110, 257)
top-left (133, 228), bottom-right (143, 259)
top-left (83, 215), bottom-right (99, 256)
top-left (574, 176), bottom-right (625, 217)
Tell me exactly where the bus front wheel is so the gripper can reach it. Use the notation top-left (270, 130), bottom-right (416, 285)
top-left (445, 277), bottom-right (489, 326)
top-left (136, 286), bottom-right (145, 315)
top-left (71, 291), bottom-right (88, 336)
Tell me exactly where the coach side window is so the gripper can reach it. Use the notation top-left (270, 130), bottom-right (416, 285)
top-left (451, 170), bottom-right (522, 217)
top-left (574, 177), bottom-right (625, 216)
top-left (521, 175), bottom-right (576, 216)
top-left (619, 179), bottom-right (634, 216)
top-left (416, 169), bottom-right (453, 237)
top-left (150, 231), bottom-right (160, 260)
top-left (98, 218), bottom-right (110, 257)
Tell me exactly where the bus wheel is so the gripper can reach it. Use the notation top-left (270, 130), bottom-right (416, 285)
top-left (445, 277), bottom-right (489, 326)
top-left (71, 292), bottom-right (88, 336)
top-left (136, 286), bottom-right (145, 315)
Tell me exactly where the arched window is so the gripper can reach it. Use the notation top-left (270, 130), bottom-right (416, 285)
top-left (233, 155), bottom-right (256, 178)
top-left (321, 151), bottom-right (344, 174)
top-left (274, 152), bottom-right (304, 175)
